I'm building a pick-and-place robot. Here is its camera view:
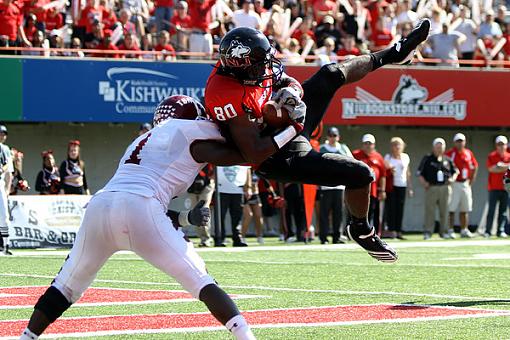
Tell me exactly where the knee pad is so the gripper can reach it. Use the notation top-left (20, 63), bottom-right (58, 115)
top-left (348, 161), bottom-right (375, 189)
top-left (34, 286), bottom-right (72, 323)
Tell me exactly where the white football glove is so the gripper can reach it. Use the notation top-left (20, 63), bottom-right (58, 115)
top-left (272, 87), bottom-right (306, 132)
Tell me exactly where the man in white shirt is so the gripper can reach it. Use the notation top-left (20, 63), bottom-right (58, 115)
top-left (453, 6), bottom-right (478, 60)
top-left (396, 0), bottom-right (418, 27)
top-left (318, 127), bottom-right (352, 244)
top-left (20, 96), bottom-right (257, 340)
top-left (232, 0), bottom-right (262, 29)
top-left (217, 165), bottom-right (250, 246)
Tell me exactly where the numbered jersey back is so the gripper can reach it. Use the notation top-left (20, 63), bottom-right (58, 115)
top-left (101, 119), bottom-right (224, 207)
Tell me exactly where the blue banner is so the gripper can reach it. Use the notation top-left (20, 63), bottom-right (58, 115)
top-left (22, 59), bottom-right (213, 122)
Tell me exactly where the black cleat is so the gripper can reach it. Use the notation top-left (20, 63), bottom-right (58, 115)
top-left (391, 19), bottom-right (431, 65)
top-left (233, 240), bottom-right (248, 247)
top-left (346, 225), bottom-right (398, 263)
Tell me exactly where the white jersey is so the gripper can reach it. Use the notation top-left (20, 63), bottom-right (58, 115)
top-left (101, 118), bottom-right (224, 207)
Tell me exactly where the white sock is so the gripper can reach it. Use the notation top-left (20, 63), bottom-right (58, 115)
top-left (225, 315), bottom-right (256, 340)
top-left (2, 237), bottom-right (8, 248)
top-left (20, 328), bottom-right (39, 340)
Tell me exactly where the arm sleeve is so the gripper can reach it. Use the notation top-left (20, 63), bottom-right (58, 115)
top-left (82, 171), bottom-right (88, 191)
top-left (59, 161), bottom-right (67, 182)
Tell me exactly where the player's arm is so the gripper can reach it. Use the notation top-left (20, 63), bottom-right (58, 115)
top-left (190, 140), bottom-right (246, 166)
top-left (273, 72), bottom-right (303, 98)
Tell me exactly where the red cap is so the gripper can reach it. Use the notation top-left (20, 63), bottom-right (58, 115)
top-left (69, 140), bottom-right (81, 146)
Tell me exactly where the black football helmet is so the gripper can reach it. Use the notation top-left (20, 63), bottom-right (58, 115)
top-left (218, 27), bottom-right (283, 86)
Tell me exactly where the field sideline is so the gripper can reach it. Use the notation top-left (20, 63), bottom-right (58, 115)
top-left (1, 236), bottom-right (510, 339)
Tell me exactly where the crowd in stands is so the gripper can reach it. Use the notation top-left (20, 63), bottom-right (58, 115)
top-left (0, 0), bottom-right (509, 65)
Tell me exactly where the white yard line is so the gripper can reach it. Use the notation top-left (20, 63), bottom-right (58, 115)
top-left (0, 273), bottom-right (506, 302)
top-left (6, 239), bottom-right (510, 257)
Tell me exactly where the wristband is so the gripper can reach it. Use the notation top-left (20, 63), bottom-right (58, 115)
top-left (272, 126), bottom-right (297, 149)
top-left (178, 210), bottom-right (191, 227)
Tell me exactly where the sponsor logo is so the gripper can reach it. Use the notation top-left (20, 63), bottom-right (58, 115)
top-left (342, 75), bottom-right (467, 120)
top-left (98, 67), bottom-right (205, 114)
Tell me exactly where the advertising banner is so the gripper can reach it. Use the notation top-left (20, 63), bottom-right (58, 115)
top-left (22, 59), bottom-right (214, 122)
top-left (285, 66), bottom-right (510, 127)
top-left (0, 58), bottom-right (23, 121)
top-left (7, 195), bottom-right (90, 249)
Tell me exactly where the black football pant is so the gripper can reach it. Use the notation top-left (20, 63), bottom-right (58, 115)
top-left (319, 189), bottom-right (343, 243)
top-left (219, 193), bottom-right (243, 243)
top-left (257, 63), bottom-right (374, 189)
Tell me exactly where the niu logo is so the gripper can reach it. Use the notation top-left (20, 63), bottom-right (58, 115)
top-left (225, 40), bottom-right (251, 67)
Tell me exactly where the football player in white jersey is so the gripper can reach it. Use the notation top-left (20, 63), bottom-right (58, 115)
top-left (20, 96), bottom-right (263, 340)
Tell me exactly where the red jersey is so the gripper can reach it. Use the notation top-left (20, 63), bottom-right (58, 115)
top-left (372, 28), bottom-right (393, 47)
top-left (0, 2), bottom-right (22, 41)
top-left (155, 0), bottom-right (173, 7)
top-left (155, 43), bottom-right (176, 56)
top-left (23, 0), bottom-right (49, 23)
top-left (45, 11), bottom-right (63, 31)
top-left (291, 29), bottom-right (315, 43)
top-left (170, 14), bottom-right (192, 35)
top-left (312, 0), bottom-right (335, 23)
top-left (101, 7), bottom-right (117, 29)
top-left (188, 0), bottom-right (215, 32)
top-left (487, 150), bottom-right (510, 191)
top-left (445, 147), bottom-right (478, 182)
top-left (337, 47), bottom-right (361, 56)
top-left (24, 23), bottom-right (37, 41)
top-left (78, 5), bottom-right (102, 32)
top-left (503, 34), bottom-right (510, 56)
top-left (204, 62), bottom-right (272, 123)
top-left (352, 149), bottom-right (385, 198)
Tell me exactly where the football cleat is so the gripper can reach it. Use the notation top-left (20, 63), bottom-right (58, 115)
top-left (347, 225), bottom-right (398, 263)
top-left (392, 19), bottom-right (431, 65)
top-left (3, 245), bottom-right (13, 256)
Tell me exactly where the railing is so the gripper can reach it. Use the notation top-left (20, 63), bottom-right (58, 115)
top-left (2, 46), bottom-right (510, 67)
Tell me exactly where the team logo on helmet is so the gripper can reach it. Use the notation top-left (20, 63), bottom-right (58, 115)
top-left (225, 40), bottom-right (252, 67)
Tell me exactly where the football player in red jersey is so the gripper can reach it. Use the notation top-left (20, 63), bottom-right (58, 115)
top-left (205, 21), bottom-right (430, 262)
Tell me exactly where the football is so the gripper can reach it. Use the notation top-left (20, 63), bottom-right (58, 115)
top-left (262, 100), bottom-right (291, 129)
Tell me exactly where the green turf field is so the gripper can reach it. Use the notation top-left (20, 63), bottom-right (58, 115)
top-left (1, 236), bottom-right (510, 339)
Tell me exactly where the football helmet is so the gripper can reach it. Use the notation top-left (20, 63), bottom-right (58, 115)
top-left (153, 95), bottom-right (207, 125)
top-left (218, 27), bottom-right (283, 86)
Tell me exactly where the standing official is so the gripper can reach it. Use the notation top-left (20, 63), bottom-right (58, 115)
top-left (445, 133), bottom-right (478, 238)
top-left (418, 138), bottom-right (458, 239)
top-left (318, 127), bottom-right (352, 244)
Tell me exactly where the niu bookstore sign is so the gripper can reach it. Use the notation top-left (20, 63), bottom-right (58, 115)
top-left (285, 66), bottom-right (510, 127)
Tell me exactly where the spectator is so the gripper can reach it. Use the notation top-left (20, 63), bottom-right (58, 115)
top-left (315, 15), bottom-right (342, 49)
top-left (479, 10), bottom-right (503, 39)
top-left (291, 16), bottom-right (316, 44)
top-left (417, 138), bottom-right (458, 240)
top-left (217, 165), bottom-right (249, 247)
top-left (84, 20), bottom-right (104, 50)
top-left (370, 17), bottom-right (394, 51)
top-left (353, 134), bottom-right (386, 235)
top-left (429, 7), bottom-right (446, 35)
top-left (232, 0), bottom-right (262, 29)
top-left (24, 13), bottom-right (39, 42)
top-left (314, 36), bottom-right (337, 65)
top-left (427, 23), bottom-right (465, 67)
top-left (97, 29), bottom-right (119, 58)
top-left (117, 9), bottom-right (137, 37)
top-left (76, 0), bottom-right (103, 42)
top-left (188, 0), bottom-right (216, 59)
top-left (484, 135), bottom-right (510, 238)
top-left (445, 133), bottom-right (478, 238)
top-left (59, 140), bottom-right (90, 195)
top-left (318, 127), bottom-right (352, 244)
top-left (0, 0), bottom-right (31, 48)
top-left (23, 0), bottom-right (49, 31)
top-left (241, 169), bottom-right (265, 244)
top-left (0, 125), bottom-right (13, 255)
top-left (503, 22), bottom-right (510, 62)
top-left (154, 30), bottom-right (176, 59)
top-left (453, 5), bottom-right (478, 62)
top-left (337, 34), bottom-right (361, 57)
top-left (313, 0), bottom-right (337, 24)
top-left (35, 150), bottom-right (61, 195)
top-left (118, 32), bottom-right (141, 58)
top-left (100, 0), bottom-right (118, 29)
top-left (187, 164), bottom-right (215, 247)
top-left (45, 8), bottom-right (64, 33)
top-left (282, 38), bottom-right (303, 64)
top-left (67, 37), bottom-right (85, 57)
top-left (396, 0), bottom-right (417, 28)
top-left (154, 0), bottom-right (174, 32)
top-left (9, 148), bottom-right (29, 195)
top-left (495, 5), bottom-right (508, 30)
top-left (384, 137), bottom-right (412, 240)
top-left (122, 0), bottom-right (149, 36)
top-left (170, 1), bottom-right (192, 51)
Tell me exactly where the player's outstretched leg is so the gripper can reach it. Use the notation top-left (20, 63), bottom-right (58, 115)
top-left (200, 284), bottom-right (255, 340)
